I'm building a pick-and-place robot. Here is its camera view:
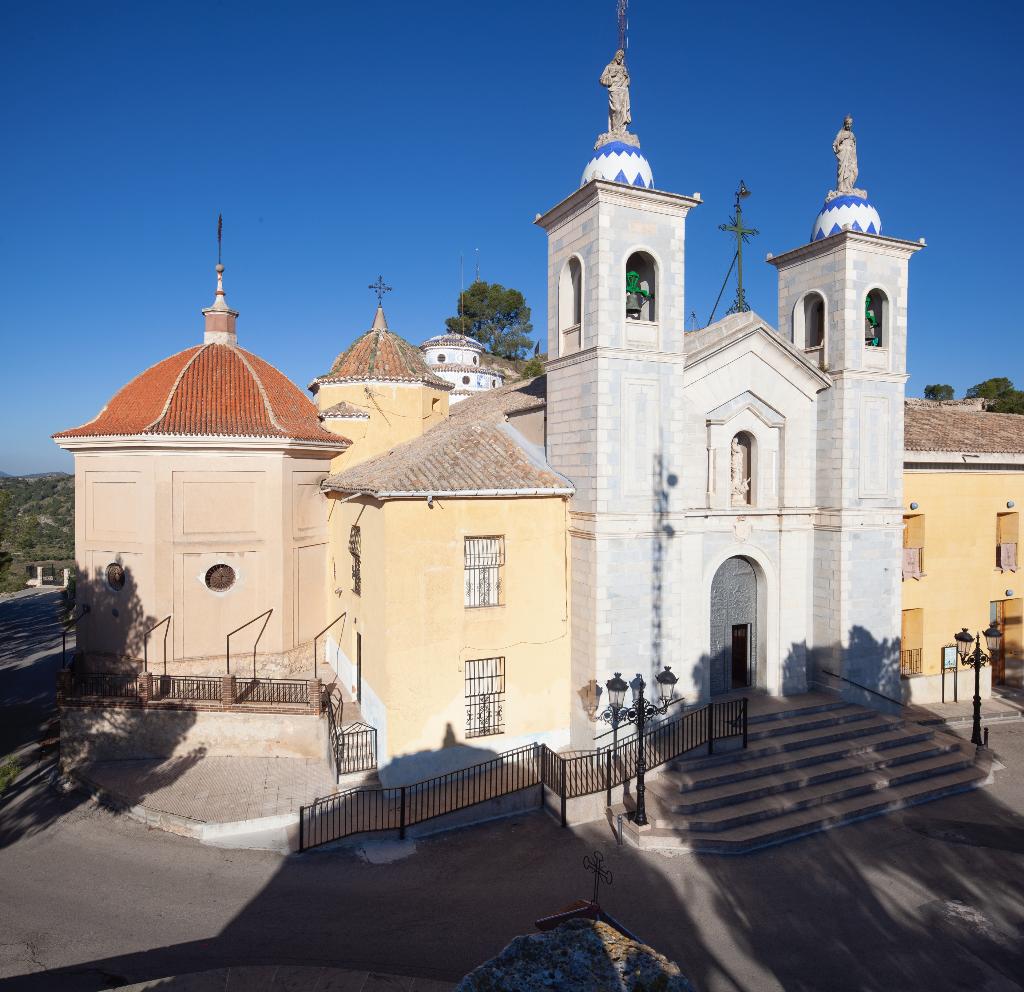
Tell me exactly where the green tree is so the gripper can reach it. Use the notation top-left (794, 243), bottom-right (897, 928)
top-left (14, 513), bottom-right (38, 553)
top-left (445, 280), bottom-right (534, 360)
top-left (966, 377), bottom-right (1024, 414)
top-left (923, 384), bottom-right (954, 401)
top-left (521, 356), bottom-right (545, 378)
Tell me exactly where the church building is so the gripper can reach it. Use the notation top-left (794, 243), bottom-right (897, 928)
top-left (53, 41), bottom-right (1019, 789)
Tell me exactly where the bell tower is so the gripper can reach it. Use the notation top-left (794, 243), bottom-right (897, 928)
top-left (536, 46), bottom-right (700, 746)
top-left (767, 117), bottom-right (924, 702)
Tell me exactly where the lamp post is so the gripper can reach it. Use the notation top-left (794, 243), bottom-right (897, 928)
top-left (599, 667), bottom-right (679, 827)
top-left (954, 623), bottom-right (1002, 747)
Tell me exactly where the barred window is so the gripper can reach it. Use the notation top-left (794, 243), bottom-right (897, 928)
top-left (465, 657), bottom-right (505, 738)
top-left (349, 525), bottom-right (362, 596)
top-left (464, 536), bottom-right (504, 608)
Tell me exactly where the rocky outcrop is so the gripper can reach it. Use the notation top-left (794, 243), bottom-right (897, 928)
top-left (455, 918), bottom-right (694, 992)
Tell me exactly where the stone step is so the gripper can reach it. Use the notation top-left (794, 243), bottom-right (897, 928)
top-left (746, 699), bottom-right (849, 726)
top-left (653, 738), bottom-right (963, 813)
top-left (669, 718), bottom-right (914, 780)
top-left (746, 705), bottom-right (876, 741)
top-left (652, 750), bottom-right (975, 831)
top-left (634, 763), bottom-right (988, 853)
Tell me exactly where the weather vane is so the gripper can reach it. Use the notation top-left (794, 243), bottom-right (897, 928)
top-left (369, 275), bottom-right (392, 306)
top-left (583, 850), bottom-right (613, 906)
top-left (217, 213), bottom-right (223, 265)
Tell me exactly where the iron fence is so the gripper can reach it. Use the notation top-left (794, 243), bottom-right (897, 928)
top-left (299, 698), bottom-right (748, 851)
top-left (235, 678), bottom-right (308, 706)
top-left (151, 675), bottom-right (222, 702)
top-left (70, 673), bottom-right (139, 700)
top-left (338, 722), bottom-right (378, 775)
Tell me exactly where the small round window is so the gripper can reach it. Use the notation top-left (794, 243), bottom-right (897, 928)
top-left (462, 375), bottom-right (471, 385)
top-left (473, 356), bottom-right (478, 365)
top-left (205, 563), bottom-right (236, 591)
top-left (105, 562), bottom-right (125, 591)
top-left (437, 353), bottom-right (446, 363)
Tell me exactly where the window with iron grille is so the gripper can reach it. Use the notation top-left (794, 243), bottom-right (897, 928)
top-left (349, 525), bottom-right (362, 596)
top-left (464, 536), bottom-right (504, 608)
top-left (465, 656), bottom-right (505, 738)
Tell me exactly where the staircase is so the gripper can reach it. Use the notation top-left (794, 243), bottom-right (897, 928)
top-left (616, 694), bottom-right (991, 853)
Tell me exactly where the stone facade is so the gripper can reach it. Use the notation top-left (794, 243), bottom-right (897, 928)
top-left (538, 174), bottom-right (922, 747)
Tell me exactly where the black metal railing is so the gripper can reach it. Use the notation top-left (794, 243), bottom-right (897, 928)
top-left (143, 615), bottom-right (172, 674)
top-left (900, 648), bottom-right (923, 677)
top-left (225, 608), bottom-right (273, 678)
top-left (71, 672), bottom-right (139, 700)
top-left (312, 612), bottom-right (347, 681)
top-left (62, 604), bottom-right (91, 669)
top-left (338, 722), bottom-right (378, 775)
top-left (151, 674), bottom-right (222, 702)
top-left (235, 678), bottom-right (308, 706)
top-left (299, 698), bottom-right (748, 851)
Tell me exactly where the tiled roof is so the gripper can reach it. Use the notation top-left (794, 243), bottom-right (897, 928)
top-left (430, 362), bottom-right (504, 375)
top-left (448, 375), bottom-right (548, 421)
top-left (324, 376), bottom-right (570, 496)
top-left (54, 344), bottom-right (344, 445)
top-left (421, 333), bottom-right (484, 350)
top-left (904, 403), bottom-right (1024, 454)
top-left (319, 401), bottom-right (370, 421)
top-left (315, 307), bottom-right (452, 391)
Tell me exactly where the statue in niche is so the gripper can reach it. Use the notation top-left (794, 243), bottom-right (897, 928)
top-left (596, 50), bottom-right (639, 149)
top-left (730, 436), bottom-right (751, 506)
top-left (827, 115), bottom-right (867, 201)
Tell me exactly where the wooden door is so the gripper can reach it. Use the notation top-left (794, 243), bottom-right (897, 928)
top-left (991, 601), bottom-right (1006, 684)
top-left (731, 624), bottom-right (750, 688)
top-left (356, 631), bottom-right (363, 703)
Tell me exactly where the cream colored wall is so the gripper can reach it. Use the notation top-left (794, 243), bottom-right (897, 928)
top-left (315, 381), bottom-right (448, 472)
top-left (72, 448), bottom-right (331, 671)
top-left (902, 470), bottom-right (1023, 684)
top-left (326, 493), bottom-right (572, 767)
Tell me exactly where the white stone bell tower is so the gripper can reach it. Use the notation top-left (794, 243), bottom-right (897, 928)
top-left (767, 119), bottom-right (924, 702)
top-left (536, 50), bottom-right (700, 746)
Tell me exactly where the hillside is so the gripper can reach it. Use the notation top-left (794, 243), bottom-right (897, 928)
top-left (0, 473), bottom-right (75, 591)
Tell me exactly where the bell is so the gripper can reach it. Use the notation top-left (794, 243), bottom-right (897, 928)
top-left (626, 292), bottom-right (643, 319)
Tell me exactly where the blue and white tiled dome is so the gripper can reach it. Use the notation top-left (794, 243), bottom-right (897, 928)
top-left (581, 140), bottom-right (654, 189)
top-left (811, 194), bottom-right (882, 241)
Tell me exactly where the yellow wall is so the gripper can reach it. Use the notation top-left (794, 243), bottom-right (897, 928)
top-left (326, 493), bottom-right (572, 765)
top-left (902, 470), bottom-right (1023, 682)
top-left (316, 381), bottom-right (449, 473)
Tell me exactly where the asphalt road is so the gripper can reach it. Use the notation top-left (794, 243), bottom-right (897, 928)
top-left (2, 589), bottom-right (1023, 992)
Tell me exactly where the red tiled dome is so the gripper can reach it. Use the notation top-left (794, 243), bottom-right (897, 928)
top-left (313, 306), bottom-right (452, 392)
top-left (54, 343), bottom-right (345, 445)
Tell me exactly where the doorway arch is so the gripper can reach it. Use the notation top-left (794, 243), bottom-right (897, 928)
top-left (709, 556), bottom-right (762, 694)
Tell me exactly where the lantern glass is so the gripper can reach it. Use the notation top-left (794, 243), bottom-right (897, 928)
top-left (983, 623), bottom-right (1003, 655)
top-left (606, 673), bottom-right (628, 711)
top-left (656, 666), bottom-right (678, 704)
top-left (954, 628), bottom-right (975, 662)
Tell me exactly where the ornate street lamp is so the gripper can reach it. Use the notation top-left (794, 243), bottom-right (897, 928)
top-left (598, 667), bottom-right (680, 827)
top-left (954, 623), bottom-right (1002, 747)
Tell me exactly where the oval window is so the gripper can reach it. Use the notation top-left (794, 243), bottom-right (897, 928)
top-left (205, 563), bottom-right (236, 591)
top-left (437, 353), bottom-right (446, 364)
top-left (105, 562), bottom-right (125, 591)
top-left (462, 375), bottom-right (471, 385)
top-left (473, 356), bottom-right (478, 365)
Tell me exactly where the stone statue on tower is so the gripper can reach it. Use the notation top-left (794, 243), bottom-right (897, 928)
top-left (827, 115), bottom-right (867, 201)
top-left (596, 49), bottom-right (640, 150)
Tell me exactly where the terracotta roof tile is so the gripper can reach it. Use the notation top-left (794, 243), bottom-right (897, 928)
top-left (323, 377), bottom-right (569, 496)
top-left (904, 403), bottom-right (1024, 454)
top-left (314, 307), bottom-right (452, 391)
top-left (54, 344), bottom-right (345, 445)
top-left (319, 401), bottom-right (370, 420)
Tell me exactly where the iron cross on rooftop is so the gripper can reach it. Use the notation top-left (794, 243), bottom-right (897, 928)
top-left (369, 275), bottom-right (393, 306)
top-left (583, 849), bottom-right (613, 906)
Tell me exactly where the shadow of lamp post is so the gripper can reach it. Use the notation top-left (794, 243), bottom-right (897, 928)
top-left (599, 667), bottom-right (679, 827)
top-left (954, 622), bottom-right (1002, 747)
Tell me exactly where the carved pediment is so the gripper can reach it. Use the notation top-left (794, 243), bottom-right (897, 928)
top-left (706, 391), bottom-right (785, 429)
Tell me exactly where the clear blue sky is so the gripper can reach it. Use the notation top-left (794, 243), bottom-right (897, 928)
top-left (1, 0), bottom-right (1019, 473)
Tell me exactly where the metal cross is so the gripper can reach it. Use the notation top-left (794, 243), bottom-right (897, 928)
top-left (719, 180), bottom-right (759, 315)
top-left (583, 849), bottom-right (613, 906)
top-left (369, 275), bottom-right (392, 306)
